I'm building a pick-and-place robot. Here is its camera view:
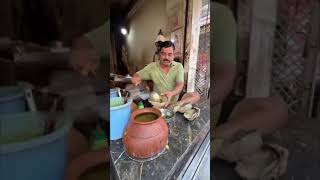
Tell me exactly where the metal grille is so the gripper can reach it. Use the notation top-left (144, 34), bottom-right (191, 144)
top-left (195, 24), bottom-right (210, 98)
top-left (195, 1), bottom-right (210, 98)
top-left (271, 0), bottom-right (315, 113)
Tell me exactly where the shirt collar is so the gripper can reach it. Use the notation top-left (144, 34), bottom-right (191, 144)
top-left (157, 61), bottom-right (175, 67)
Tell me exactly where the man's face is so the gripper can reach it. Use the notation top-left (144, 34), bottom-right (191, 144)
top-left (159, 47), bottom-right (174, 67)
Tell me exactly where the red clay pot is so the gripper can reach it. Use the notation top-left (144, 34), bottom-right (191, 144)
top-left (64, 149), bottom-right (110, 180)
top-left (123, 108), bottom-right (169, 159)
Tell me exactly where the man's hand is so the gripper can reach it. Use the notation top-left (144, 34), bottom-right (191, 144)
top-left (70, 36), bottom-right (99, 77)
top-left (162, 91), bottom-right (174, 107)
top-left (168, 100), bottom-right (184, 110)
top-left (131, 73), bottom-right (142, 86)
top-left (161, 82), bottom-right (184, 107)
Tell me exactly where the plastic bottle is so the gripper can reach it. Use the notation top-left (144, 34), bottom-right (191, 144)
top-left (138, 101), bottom-right (144, 109)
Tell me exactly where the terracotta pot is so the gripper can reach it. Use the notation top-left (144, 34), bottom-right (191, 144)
top-left (64, 149), bottom-right (110, 180)
top-left (66, 128), bottom-right (89, 163)
top-left (123, 108), bottom-right (169, 159)
top-left (131, 102), bottom-right (138, 112)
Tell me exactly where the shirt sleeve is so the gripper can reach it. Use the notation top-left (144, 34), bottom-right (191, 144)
top-left (176, 63), bottom-right (184, 83)
top-left (137, 64), bottom-right (153, 80)
top-left (211, 2), bottom-right (237, 65)
top-left (84, 20), bottom-right (109, 59)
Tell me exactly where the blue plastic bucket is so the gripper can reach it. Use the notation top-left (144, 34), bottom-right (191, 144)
top-left (110, 88), bottom-right (119, 98)
top-left (110, 97), bottom-right (132, 140)
top-left (0, 112), bottom-right (72, 180)
top-left (0, 86), bottom-right (26, 114)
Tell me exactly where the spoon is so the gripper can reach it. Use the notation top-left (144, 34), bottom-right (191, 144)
top-left (44, 98), bottom-right (58, 135)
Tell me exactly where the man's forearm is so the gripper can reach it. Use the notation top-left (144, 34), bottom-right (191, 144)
top-left (171, 83), bottom-right (184, 96)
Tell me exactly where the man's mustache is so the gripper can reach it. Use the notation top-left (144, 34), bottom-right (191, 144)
top-left (163, 59), bottom-right (170, 62)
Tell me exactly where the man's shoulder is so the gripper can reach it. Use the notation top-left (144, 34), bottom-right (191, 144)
top-left (172, 61), bottom-right (183, 68)
top-left (147, 62), bottom-right (159, 68)
top-left (140, 62), bottom-right (158, 72)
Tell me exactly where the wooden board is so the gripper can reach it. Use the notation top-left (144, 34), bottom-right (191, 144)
top-left (246, 0), bottom-right (277, 98)
top-left (303, 2), bottom-right (320, 117)
top-left (184, 0), bottom-right (202, 92)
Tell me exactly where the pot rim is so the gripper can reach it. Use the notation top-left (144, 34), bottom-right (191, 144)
top-left (64, 149), bottom-right (110, 180)
top-left (131, 108), bottom-right (163, 125)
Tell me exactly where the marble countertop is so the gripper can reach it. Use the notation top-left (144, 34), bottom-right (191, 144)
top-left (110, 100), bottom-right (210, 180)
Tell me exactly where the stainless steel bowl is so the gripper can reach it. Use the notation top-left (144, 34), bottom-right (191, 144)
top-left (160, 108), bottom-right (175, 121)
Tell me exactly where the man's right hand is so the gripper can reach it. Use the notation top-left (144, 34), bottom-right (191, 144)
top-left (131, 73), bottom-right (141, 86)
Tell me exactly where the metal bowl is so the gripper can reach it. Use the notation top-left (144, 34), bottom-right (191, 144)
top-left (160, 108), bottom-right (175, 121)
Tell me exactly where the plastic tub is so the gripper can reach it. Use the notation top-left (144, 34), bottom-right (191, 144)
top-left (110, 97), bottom-right (132, 140)
top-left (110, 89), bottom-right (119, 98)
top-left (0, 112), bottom-right (72, 180)
top-left (0, 86), bottom-right (26, 114)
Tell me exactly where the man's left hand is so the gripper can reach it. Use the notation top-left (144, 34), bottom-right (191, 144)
top-left (162, 91), bottom-right (174, 107)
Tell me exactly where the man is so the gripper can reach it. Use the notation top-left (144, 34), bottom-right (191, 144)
top-left (212, 1), bottom-right (288, 139)
top-left (131, 41), bottom-right (200, 107)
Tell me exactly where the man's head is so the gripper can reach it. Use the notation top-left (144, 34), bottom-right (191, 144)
top-left (159, 41), bottom-right (175, 67)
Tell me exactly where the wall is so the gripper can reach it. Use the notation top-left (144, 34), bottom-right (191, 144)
top-left (126, 0), bottom-right (167, 72)
top-left (61, 0), bottom-right (108, 43)
top-left (0, 0), bottom-right (14, 38)
top-left (0, 0), bottom-right (108, 44)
